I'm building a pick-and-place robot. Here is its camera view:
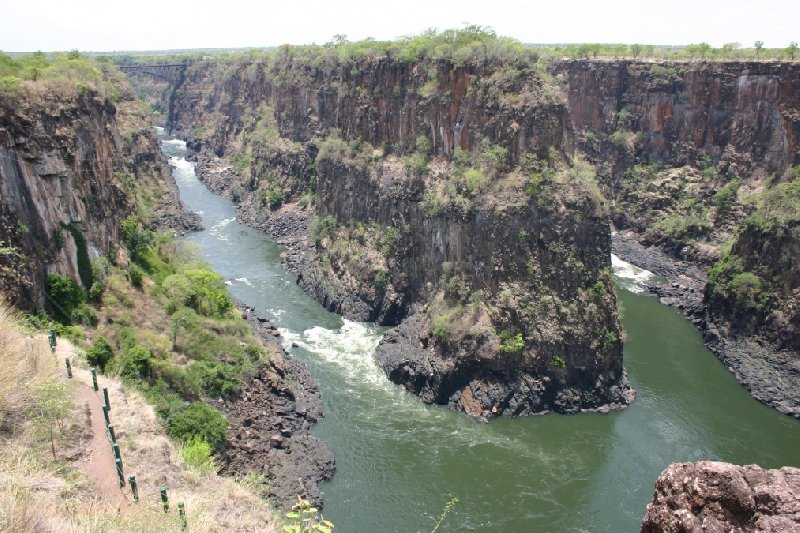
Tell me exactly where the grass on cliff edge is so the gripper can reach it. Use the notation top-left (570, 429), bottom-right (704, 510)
top-left (0, 302), bottom-right (279, 532)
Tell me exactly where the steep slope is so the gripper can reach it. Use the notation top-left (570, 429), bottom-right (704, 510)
top-left (552, 59), bottom-right (800, 416)
top-left (0, 68), bottom-right (197, 312)
top-left (163, 36), bottom-right (631, 418)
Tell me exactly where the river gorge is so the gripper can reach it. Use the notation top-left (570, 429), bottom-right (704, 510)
top-left (161, 130), bottom-right (800, 532)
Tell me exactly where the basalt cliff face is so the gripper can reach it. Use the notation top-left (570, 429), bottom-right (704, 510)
top-left (0, 85), bottom-right (196, 310)
top-left (162, 55), bottom-right (800, 418)
top-left (165, 54), bottom-right (631, 418)
top-left (551, 60), bottom-right (800, 417)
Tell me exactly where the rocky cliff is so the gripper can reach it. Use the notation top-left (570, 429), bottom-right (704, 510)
top-left (0, 75), bottom-right (197, 312)
top-left (641, 461), bottom-right (800, 532)
top-left (551, 60), bottom-right (800, 417)
top-left (161, 50), bottom-right (800, 418)
top-left (164, 42), bottom-right (631, 419)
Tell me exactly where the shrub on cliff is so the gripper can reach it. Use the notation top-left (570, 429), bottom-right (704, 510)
top-left (167, 402), bottom-right (228, 452)
top-left (44, 274), bottom-right (85, 324)
top-left (85, 336), bottom-right (114, 371)
top-left (746, 172), bottom-right (800, 229)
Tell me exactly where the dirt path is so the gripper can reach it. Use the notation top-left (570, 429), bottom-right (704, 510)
top-left (59, 339), bottom-right (130, 509)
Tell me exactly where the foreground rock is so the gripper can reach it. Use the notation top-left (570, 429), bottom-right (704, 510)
top-left (641, 461), bottom-right (800, 532)
top-left (216, 303), bottom-right (334, 511)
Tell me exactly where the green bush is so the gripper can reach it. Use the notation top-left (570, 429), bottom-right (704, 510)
top-left (88, 281), bottom-right (104, 302)
top-left (180, 436), bottom-right (217, 473)
top-left (189, 360), bottom-right (242, 398)
top-left (713, 179), bottom-right (741, 214)
top-left (602, 330), bottom-right (618, 350)
top-left (167, 402), bottom-right (228, 452)
top-left (117, 345), bottom-right (152, 380)
top-left (121, 216), bottom-right (153, 261)
top-left (70, 303), bottom-right (98, 326)
top-left (85, 336), bottom-right (114, 371)
top-left (308, 215), bottom-right (337, 244)
top-left (498, 330), bottom-right (524, 353)
top-left (550, 355), bottom-right (567, 369)
top-left (152, 359), bottom-right (201, 399)
top-left (269, 189), bottom-right (283, 210)
top-left (128, 264), bottom-right (144, 288)
top-left (374, 270), bottom-right (388, 290)
top-left (45, 273), bottom-right (85, 323)
top-left (432, 314), bottom-right (452, 341)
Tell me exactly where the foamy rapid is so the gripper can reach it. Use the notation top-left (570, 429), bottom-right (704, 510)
top-left (278, 319), bottom-right (388, 387)
top-left (611, 254), bottom-right (654, 293)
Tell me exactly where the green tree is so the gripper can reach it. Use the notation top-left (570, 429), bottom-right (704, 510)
top-left (170, 306), bottom-right (200, 350)
top-left (788, 41), bottom-right (798, 60)
top-left (45, 273), bottom-right (85, 323)
top-left (630, 43), bottom-right (643, 58)
top-left (754, 40), bottom-right (764, 58)
top-left (121, 215), bottom-right (152, 261)
top-left (29, 381), bottom-right (72, 458)
top-left (85, 336), bottom-right (114, 371)
top-left (117, 345), bottom-right (152, 380)
top-left (722, 42), bottom-right (741, 57)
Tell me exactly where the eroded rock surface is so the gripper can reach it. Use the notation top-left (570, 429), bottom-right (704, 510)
top-left (641, 461), bottom-right (800, 533)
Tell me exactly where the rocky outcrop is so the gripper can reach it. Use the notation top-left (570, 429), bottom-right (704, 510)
top-left (641, 461), bottom-right (800, 532)
top-left (218, 304), bottom-right (334, 510)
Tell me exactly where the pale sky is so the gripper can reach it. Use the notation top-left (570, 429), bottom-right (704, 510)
top-left (1, 0), bottom-right (796, 52)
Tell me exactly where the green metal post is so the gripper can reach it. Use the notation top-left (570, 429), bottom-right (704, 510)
top-left (108, 423), bottom-right (116, 444)
top-left (178, 501), bottom-right (186, 529)
top-left (129, 475), bottom-right (138, 501)
top-left (102, 387), bottom-right (110, 411)
top-left (102, 404), bottom-right (110, 426)
top-left (112, 442), bottom-right (121, 461)
top-left (160, 487), bottom-right (169, 513)
top-left (49, 329), bottom-right (56, 349)
top-left (91, 368), bottom-right (98, 391)
top-left (64, 358), bottom-right (72, 378)
top-left (115, 458), bottom-right (124, 487)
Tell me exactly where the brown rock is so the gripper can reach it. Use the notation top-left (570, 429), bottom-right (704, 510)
top-left (641, 461), bottom-right (800, 532)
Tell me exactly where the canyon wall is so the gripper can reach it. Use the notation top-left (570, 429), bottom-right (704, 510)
top-left (162, 53), bottom-right (800, 418)
top-left (166, 52), bottom-right (631, 418)
top-left (550, 60), bottom-right (800, 416)
top-left (0, 82), bottom-right (194, 311)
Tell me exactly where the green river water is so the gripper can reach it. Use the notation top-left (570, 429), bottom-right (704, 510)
top-left (160, 131), bottom-right (800, 532)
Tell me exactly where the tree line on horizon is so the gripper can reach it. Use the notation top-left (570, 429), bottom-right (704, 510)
top-left (2, 27), bottom-right (798, 68)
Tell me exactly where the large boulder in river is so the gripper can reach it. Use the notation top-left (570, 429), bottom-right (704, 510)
top-left (641, 461), bottom-right (800, 532)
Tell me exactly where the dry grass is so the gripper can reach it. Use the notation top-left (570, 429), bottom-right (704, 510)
top-left (0, 303), bottom-right (279, 532)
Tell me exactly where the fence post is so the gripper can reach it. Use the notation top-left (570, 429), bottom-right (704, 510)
top-left (129, 475), bottom-right (138, 501)
top-left (115, 458), bottom-right (124, 487)
top-left (160, 486), bottom-right (169, 513)
top-left (102, 387), bottom-right (110, 411)
top-left (91, 368), bottom-right (98, 391)
top-left (49, 329), bottom-right (56, 352)
top-left (108, 423), bottom-right (116, 444)
top-left (112, 442), bottom-right (121, 462)
top-left (102, 404), bottom-right (110, 426)
top-left (178, 501), bottom-right (186, 529)
top-left (64, 358), bottom-right (72, 378)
